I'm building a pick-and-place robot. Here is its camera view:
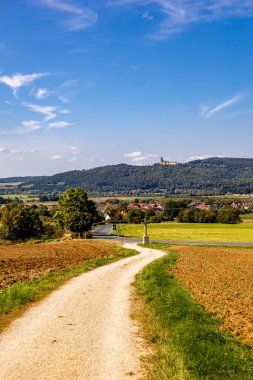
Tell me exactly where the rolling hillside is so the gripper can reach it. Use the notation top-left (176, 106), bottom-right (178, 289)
top-left (3, 157), bottom-right (253, 195)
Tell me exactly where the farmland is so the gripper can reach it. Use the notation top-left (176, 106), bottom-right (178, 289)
top-left (0, 240), bottom-right (123, 289)
top-left (114, 222), bottom-right (253, 242)
top-left (172, 245), bottom-right (253, 346)
top-left (135, 245), bottom-right (253, 379)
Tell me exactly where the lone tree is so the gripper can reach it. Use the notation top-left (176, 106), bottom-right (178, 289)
top-left (58, 187), bottom-right (99, 237)
top-left (0, 203), bottom-right (44, 241)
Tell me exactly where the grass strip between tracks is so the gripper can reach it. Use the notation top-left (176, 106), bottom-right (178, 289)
top-left (0, 245), bottom-right (137, 332)
top-left (135, 243), bottom-right (253, 379)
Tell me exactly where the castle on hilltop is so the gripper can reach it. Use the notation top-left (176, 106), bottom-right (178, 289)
top-left (160, 157), bottom-right (178, 166)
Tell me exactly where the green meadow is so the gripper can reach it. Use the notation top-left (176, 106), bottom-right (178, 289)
top-left (114, 222), bottom-right (253, 242)
top-left (1, 194), bottom-right (39, 201)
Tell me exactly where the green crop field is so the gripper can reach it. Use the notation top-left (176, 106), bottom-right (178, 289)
top-left (1, 194), bottom-right (39, 201)
top-left (114, 222), bottom-right (253, 242)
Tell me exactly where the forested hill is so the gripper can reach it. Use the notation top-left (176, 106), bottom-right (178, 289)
top-left (10, 157), bottom-right (253, 195)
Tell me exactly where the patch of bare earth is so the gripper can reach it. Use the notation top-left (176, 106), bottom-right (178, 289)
top-left (0, 239), bottom-right (117, 288)
top-left (171, 245), bottom-right (253, 346)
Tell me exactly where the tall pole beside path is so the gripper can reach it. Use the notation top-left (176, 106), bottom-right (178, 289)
top-left (143, 218), bottom-right (149, 244)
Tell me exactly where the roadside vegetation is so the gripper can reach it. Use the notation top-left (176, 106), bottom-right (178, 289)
top-left (113, 222), bottom-right (253, 242)
top-left (135, 244), bottom-right (253, 379)
top-left (0, 240), bottom-right (137, 332)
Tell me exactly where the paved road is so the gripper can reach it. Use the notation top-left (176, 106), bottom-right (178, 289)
top-left (0, 244), bottom-right (165, 380)
top-left (92, 224), bottom-right (113, 237)
top-left (93, 224), bottom-right (253, 247)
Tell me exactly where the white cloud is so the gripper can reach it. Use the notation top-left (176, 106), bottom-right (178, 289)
top-left (123, 151), bottom-right (142, 158)
top-left (60, 109), bottom-right (70, 114)
top-left (201, 95), bottom-right (242, 118)
top-left (187, 155), bottom-right (210, 161)
top-left (35, 87), bottom-right (50, 99)
top-left (124, 151), bottom-right (158, 162)
top-left (25, 103), bottom-right (57, 121)
top-left (59, 79), bottom-right (79, 88)
top-left (34, 0), bottom-right (98, 31)
top-left (0, 73), bottom-right (46, 95)
top-left (0, 120), bottom-right (42, 136)
top-left (57, 91), bottom-right (78, 103)
top-left (50, 155), bottom-right (64, 160)
top-left (5, 100), bottom-right (13, 106)
top-left (132, 156), bottom-right (148, 162)
top-left (48, 121), bottom-right (72, 128)
top-left (111, 1), bottom-right (253, 39)
top-left (142, 11), bottom-right (154, 20)
top-left (68, 156), bottom-right (78, 162)
top-left (21, 120), bottom-right (42, 132)
top-left (0, 146), bottom-right (38, 156)
top-left (187, 154), bottom-right (226, 162)
top-left (70, 146), bottom-right (80, 154)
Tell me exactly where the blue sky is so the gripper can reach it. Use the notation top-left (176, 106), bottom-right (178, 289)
top-left (1, 0), bottom-right (253, 176)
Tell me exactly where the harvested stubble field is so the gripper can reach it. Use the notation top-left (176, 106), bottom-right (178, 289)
top-left (0, 240), bottom-right (117, 289)
top-left (171, 245), bottom-right (253, 346)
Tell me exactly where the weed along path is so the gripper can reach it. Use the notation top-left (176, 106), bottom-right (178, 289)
top-left (0, 243), bottom-right (165, 380)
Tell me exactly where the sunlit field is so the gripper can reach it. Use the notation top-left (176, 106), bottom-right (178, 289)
top-left (114, 222), bottom-right (253, 242)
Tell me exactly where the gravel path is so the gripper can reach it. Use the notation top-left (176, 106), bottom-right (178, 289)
top-left (0, 243), bottom-right (165, 380)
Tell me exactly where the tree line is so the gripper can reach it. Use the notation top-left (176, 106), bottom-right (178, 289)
top-left (0, 188), bottom-right (101, 242)
top-left (106, 199), bottom-right (242, 224)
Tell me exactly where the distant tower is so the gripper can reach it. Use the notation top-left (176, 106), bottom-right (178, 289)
top-left (161, 157), bottom-right (164, 164)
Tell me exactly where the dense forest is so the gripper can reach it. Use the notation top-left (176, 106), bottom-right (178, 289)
top-left (2, 157), bottom-right (253, 195)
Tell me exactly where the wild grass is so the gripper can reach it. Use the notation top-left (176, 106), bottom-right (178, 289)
top-left (114, 222), bottom-right (253, 242)
top-left (135, 244), bottom-right (253, 379)
top-left (0, 245), bottom-right (136, 331)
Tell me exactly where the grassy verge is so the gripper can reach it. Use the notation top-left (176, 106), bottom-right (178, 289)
top-left (135, 244), bottom-right (253, 379)
top-left (0, 245), bottom-right (137, 332)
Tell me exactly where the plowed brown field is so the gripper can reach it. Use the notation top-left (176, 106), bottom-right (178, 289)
top-left (171, 245), bottom-right (253, 346)
top-left (0, 240), bottom-right (117, 289)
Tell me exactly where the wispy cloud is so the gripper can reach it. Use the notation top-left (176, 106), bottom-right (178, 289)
top-left (0, 146), bottom-right (38, 156)
top-left (60, 109), bottom-right (70, 114)
top-left (124, 151), bottom-right (158, 162)
top-left (21, 120), bottom-right (42, 132)
top-left (0, 73), bottom-right (46, 96)
top-left (24, 103), bottom-right (57, 121)
top-left (187, 155), bottom-right (210, 161)
top-left (50, 154), bottom-right (64, 160)
top-left (142, 11), bottom-right (154, 21)
top-left (201, 95), bottom-right (242, 118)
top-left (187, 154), bottom-right (226, 162)
top-left (111, 1), bottom-right (253, 39)
top-left (70, 146), bottom-right (80, 154)
top-left (68, 156), bottom-right (78, 162)
top-left (33, 0), bottom-right (98, 31)
top-left (48, 121), bottom-right (72, 128)
top-left (31, 79), bottom-right (78, 103)
top-left (0, 120), bottom-right (43, 136)
top-left (34, 87), bottom-right (51, 99)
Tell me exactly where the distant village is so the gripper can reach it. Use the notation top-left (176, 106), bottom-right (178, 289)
top-left (98, 198), bottom-right (253, 223)
top-left (0, 193), bottom-right (253, 224)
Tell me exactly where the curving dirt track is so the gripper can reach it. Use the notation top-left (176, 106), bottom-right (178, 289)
top-left (0, 243), bottom-right (165, 380)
